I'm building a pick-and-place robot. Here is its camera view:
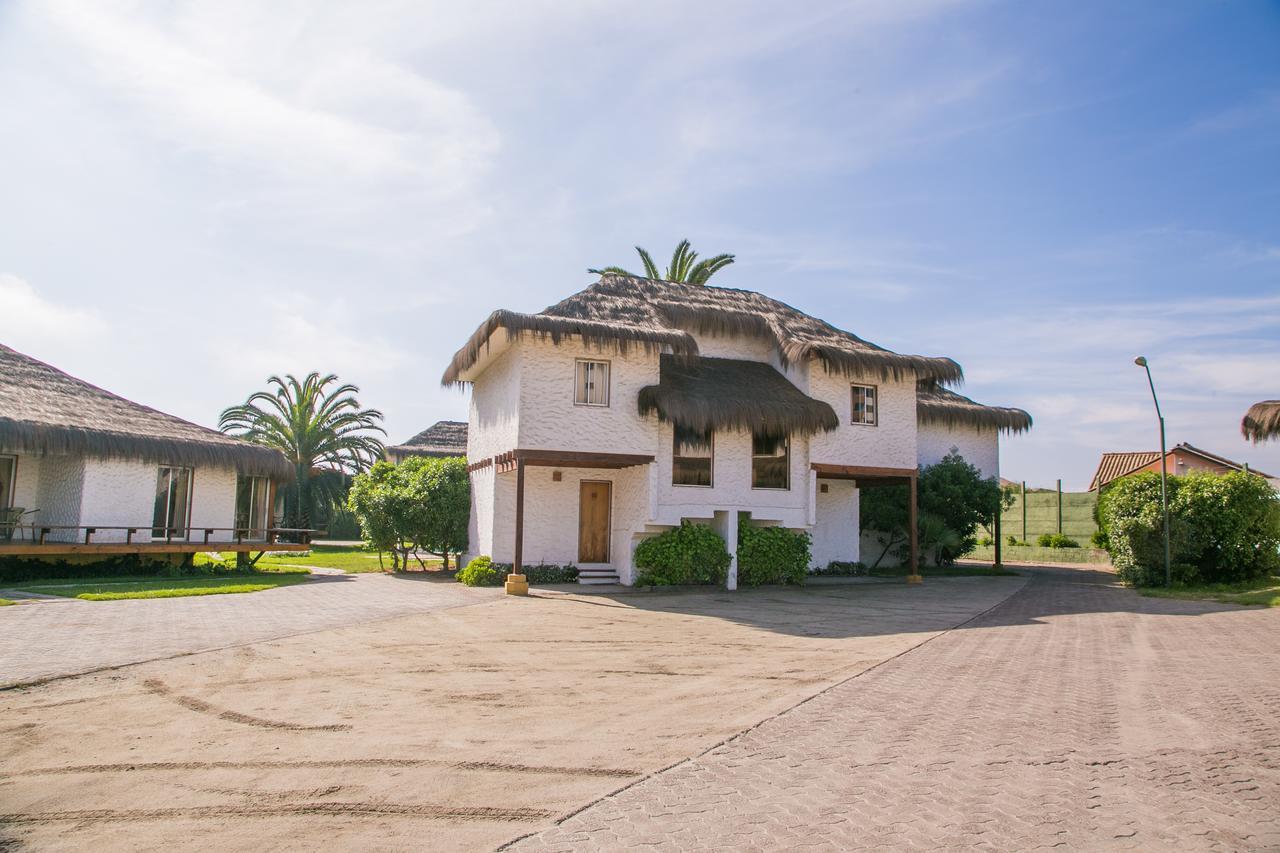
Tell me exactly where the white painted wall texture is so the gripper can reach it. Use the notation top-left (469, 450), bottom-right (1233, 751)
top-left (917, 423), bottom-right (1000, 479)
top-left (811, 479), bottom-right (860, 567)
top-left (808, 369), bottom-right (918, 470)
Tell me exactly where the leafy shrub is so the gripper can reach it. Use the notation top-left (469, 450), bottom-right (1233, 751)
top-left (813, 560), bottom-right (867, 576)
top-left (634, 521), bottom-right (731, 586)
top-left (348, 457), bottom-right (469, 571)
top-left (737, 525), bottom-right (811, 586)
top-left (977, 536), bottom-right (994, 547)
top-left (488, 562), bottom-right (580, 584)
top-left (1037, 533), bottom-right (1080, 548)
top-left (1090, 529), bottom-right (1109, 549)
top-left (456, 555), bottom-right (501, 587)
top-left (1099, 471), bottom-right (1280, 586)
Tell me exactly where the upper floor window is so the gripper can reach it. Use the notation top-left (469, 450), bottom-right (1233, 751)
top-left (751, 432), bottom-right (789, 490)
top-left (851, 383), bottom-right (877, 426)
top-left (574, 359), bottom-right (610, 406)
top-left (673, 426), bottom-right (713, 487)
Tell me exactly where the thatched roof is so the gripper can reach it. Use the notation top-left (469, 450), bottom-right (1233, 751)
top-left (916, 380), bottom-right (1032, 435)
top-left (443, 274), bottom-right (962, 385)
top-left (386, 420), bottom-right (468, 460)
top-left (1242, 400), bottom-right (1280, 443)
top-left (0, 343), bottom-right (292, 478)
top-left (639, 355), bottom-right (839, 437)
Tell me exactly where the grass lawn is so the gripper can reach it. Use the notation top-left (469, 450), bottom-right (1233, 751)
top-left (1138, 575), bottom-right (1280, 607)
top-left (262, 544), bottom-right (444, 573)
top-left (7, 573), bottom-right (312, 601)
top-left (870, 565), bottom-right (1020, 578)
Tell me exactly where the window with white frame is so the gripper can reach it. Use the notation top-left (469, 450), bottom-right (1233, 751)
top-left (672, 425), bottom-right (713, 486)
top-left (574, 359), bottom-right (610, 406)
top-left (851, 383), bottom-right (877, 425)
top-left (751, 432), bottom-right (790, 490)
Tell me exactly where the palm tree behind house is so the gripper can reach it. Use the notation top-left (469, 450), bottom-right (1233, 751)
top-left (220, 373), bottom-right (385, 532)
top-left (589, 239), bottom-right (735, 285)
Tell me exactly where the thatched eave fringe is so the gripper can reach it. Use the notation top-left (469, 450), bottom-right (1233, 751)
top-left (915, 381), bottom-right (1032, 434)
top-left (441, 309), bottom-right (698, 386)
top-left (0, 418), bottom-right (294, 479)
top-left (1242, 400), bottom-right (1280, 443)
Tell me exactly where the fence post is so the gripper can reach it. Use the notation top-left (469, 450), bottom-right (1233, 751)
top-left (993, 510), bottom-right (1002, 568)
top-left (1021, 481), bottom-right (1027, 543)
top-left (1057, 479), bottom-right (1063, 535)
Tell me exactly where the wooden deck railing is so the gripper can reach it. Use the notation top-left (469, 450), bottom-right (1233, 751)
top-left (16, 526), bottom-right (317, 546)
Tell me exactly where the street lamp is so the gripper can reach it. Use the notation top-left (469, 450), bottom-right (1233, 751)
top-left (1134, 356), bottom-right (1171, 587)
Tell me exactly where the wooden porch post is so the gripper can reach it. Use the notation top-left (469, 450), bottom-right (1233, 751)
top-left (907, 472), bottom-right (922, 584)
top-left (506, 456), bottom-right (529, 596)
top-left (993, 509), bottom-right (1003, 569)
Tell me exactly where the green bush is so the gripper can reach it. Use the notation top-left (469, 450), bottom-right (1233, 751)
top-left (737, 525), bottom-right (811, 586)
top-left (456, 555), bottom-right (501, 587)
top-left (1090, 529), bottom-right (1109, 549)
top-left (634, 521), bottom-right (731, 586)
top-left (489, 562), bottom-right (580, 584)
top-left (1099, 471), bottom-right (1280, 586)
top-left (813, 560), bottom-right (866, 576)
top-left (1037, 533), bottom-right (1080, 548)
top-left (977, 536), bottom-right (994, 547)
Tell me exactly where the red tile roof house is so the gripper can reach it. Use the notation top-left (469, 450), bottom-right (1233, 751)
top-left (1088, 442), bottom-right (1277, 491)
top-left (442, 274), bottom-right (1031, 588)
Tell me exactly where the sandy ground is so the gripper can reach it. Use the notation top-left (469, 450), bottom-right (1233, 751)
top-left (0, 576), bottom-right (1023, 852)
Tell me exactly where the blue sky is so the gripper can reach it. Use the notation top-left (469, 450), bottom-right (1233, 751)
top-left (1, 0), bottom-right (1278, 490)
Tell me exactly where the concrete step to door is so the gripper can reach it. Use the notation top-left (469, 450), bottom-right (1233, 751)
top-left (577, 570), bottom-right (620, 585)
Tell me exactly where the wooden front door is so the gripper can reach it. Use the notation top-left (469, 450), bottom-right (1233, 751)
top-left (578, 481), bottom-right (612, 563)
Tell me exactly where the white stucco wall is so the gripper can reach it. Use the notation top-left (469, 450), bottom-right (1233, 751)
top-left (808, 369), bottom-right (918, 470)
top-left (78, 459), bottom-right (161, 542)
top-left (34, 455), bottom-right (84, 541)
top-left (917, 422), bottom-right (1000, 479)
top-left (467, 338), bottom-right (521, 462)
top-left (516, 337), bottom-right (661, 455)
top-left (653, 423), bottom-right (810, 528)
top-left (811, 479), bottom-right (859, 568)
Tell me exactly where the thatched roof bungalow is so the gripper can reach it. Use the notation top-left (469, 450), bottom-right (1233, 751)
top-left (0, 344), bottom-right (296, 555)
top-left (385, 420), bottom-right (469, 463)
top-left (445, 273), bottom-right (1030, 588)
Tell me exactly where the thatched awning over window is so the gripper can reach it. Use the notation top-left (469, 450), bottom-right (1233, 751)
top-left (442, 274), bottom-right (962, 386)
top-left (0, 344), bottom-right (292, 478)
top-left (638, 355), bottom-right (839, 437)
top-left (916, 380), bottom-right (1032, 435)
top-left (1242, 400), bottom-right (1280, 443)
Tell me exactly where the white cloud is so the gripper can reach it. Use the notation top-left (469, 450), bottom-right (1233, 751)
top-left (0, 274), bottom-right (104, 348)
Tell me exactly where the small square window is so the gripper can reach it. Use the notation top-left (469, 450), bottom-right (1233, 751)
top-left (574, 360), bottom-right (610, 406)
top-left (851, 384), bottom-right (877, 426)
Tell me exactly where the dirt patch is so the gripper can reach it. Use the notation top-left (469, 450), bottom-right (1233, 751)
top-left (0, 577), bottom-right (1023, 851)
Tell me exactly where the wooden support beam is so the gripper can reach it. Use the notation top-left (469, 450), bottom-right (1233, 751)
top-left (506, 457), bottom-right (529, 596)
top-left (907, 473), bottom-right (922, 584)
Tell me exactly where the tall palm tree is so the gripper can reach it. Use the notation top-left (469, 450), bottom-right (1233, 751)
top-left (589, 239), bottom-right (734, 285)
top-left (220, 373), bottom-right (385, 531)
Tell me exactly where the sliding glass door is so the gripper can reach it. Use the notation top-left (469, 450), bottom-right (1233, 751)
top-left (0, 456), bottom-right (14, 508)
top-left (152, 467), bottom-right (192, 539)
top-left (235, 475), bottom-right (270, 540)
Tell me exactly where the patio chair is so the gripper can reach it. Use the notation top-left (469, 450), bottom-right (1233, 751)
top-left (0, 507), bottom-right (23, 542)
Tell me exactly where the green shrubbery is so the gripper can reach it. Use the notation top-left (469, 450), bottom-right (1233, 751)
top-left (1036, 533), bottom-right (1080, 548)
top-left (347, 456), bottom-right (469, 571)
top-left (737, 524), bottom-right (811, 586)
top-left (456, 555), bottom-right (501, 586)
top-left (455, 556), bottom-right (580, 586)
top-left (812, 560), bottom-right (866, 576)
top-left (633, 521), bottom-right (731, 586)
top-left (1099, 471), bottom-right (1280, 587)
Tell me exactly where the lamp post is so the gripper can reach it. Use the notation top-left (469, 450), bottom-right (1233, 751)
top-left (1134, 356), bottom-right (1171, 587)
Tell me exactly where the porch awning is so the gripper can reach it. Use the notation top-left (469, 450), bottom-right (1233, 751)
top-left (638, 355), bottom-right (839, 436)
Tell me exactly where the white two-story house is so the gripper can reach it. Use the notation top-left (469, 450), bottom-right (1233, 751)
top-left (443, 274), bottom-right (1030, 587)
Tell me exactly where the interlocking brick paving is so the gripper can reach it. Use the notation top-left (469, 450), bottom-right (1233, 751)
top-left (0, 572), bottom-right (497, 687)
top-left (512, 566), bottom-right (1280, 851)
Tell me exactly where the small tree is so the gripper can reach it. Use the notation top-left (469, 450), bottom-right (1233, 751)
top-left (859, 451), bottom-right (1008, 567)
top-left (347, 457), bottom-right (470, 570)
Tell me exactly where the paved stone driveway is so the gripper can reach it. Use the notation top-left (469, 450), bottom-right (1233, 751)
top-left (0, 573), bottom-right (497, 688)
top-left (512, 566), bottom-right (1280, 851)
